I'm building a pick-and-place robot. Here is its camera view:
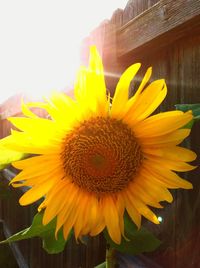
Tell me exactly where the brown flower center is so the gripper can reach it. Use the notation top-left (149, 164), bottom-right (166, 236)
top-left (61, 117), bottom-right (143, 195)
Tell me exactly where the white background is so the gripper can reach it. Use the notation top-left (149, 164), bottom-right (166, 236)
top-left (0, 0), bottom-right (127, 104)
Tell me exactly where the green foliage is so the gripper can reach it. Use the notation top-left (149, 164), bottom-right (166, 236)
top-left (175, 103), bottom-right (200, 128)
top-left (175, 104), bottom-right (200, 119)
top-left (94, 262), bottom-right (106, 268)
top-left (0, 145), bottom-right (27, 170)
top-left (104, 213), bottom-right (161, 256)
top-left (0, 212), bottom-right (72, 254)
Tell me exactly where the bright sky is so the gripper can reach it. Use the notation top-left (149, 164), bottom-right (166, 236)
top-left (0, 0), bottom-right (127, 104)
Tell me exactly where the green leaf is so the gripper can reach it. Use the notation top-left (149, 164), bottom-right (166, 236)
top-left (94, 262), bottom-right (106, 268)
top-left (0, 145), bottom-right (28, 170)
top-left (175, 104), bottom-right (200, 127)
top-left (104, 213), bottom-right (161, 255)
top-left (182, 120), bottom-right (194, 129)
top-left (0, 212), bottom-right (72, 254)
top-left (42, 226), bottom-right (68, 254)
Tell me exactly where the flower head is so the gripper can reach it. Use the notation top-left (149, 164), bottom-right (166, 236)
top-left (1, 46), bottom-right (196, 244)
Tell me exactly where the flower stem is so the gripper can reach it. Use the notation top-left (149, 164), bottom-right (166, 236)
top-left (106, 246), bottom-right (116, 268)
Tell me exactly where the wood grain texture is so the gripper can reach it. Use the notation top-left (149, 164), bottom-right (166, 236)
top-left (117, 0), bottom-right (200, 58)
top-left (122, 0), bottom-right (160, 25)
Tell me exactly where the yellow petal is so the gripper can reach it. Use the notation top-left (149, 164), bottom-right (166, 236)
top-left (115, 194), bottom-right (125, 238)
top-left (125, 79), bottom-right (167, 124)
top-left (74, 192), bottom-right (90, 240)
top-left (8, 117), bottom-right (57, 133)
top-left (143, 146), bottom-right (197, 162)
top-left (143, 162), bottom-right (193, 189)
top-left (111, 63), bottom-right (141, 118)
top-left (141, 129), bottom-right (191, 147)
top-left (19, 178), bottom-right (56, 206)
top-left (43, 181), bottom-right (73, 225)
top-left (21, 99), bottom-right (38, 118)
top-left (49, 91), bottom-right (74, 110)
top-left (136, 173), bottom-right (173, 203)
top-left (129, 182), bottom-right (163, 208)
top-left (25, 101), bottom-right (75, 127)
top-left (134, 201), bottom-right (159, 224)
top-left (127, 191), bottom-right (159, 224)
top-left (134, 111), bottom-right (193, 138)
top-left (61, 188), bottom-right (83, 239)
top-left (119, 67), bottom-right (152, 119)
top-left (122, 190), bottom-right (141, 228)
top-left (89, 218), bottom-right (105, 236)
top-left (55, 185), bottom-right (79, 235)
top-left (47, 91), bottom-right (80, 126)
top-left (145, 156), bottom-right (196, 172)
top-left (85, 195), bottom-right (100, 231)
top-left (74, 46), bottom-right (108, 117)
top-left (133, 67), bottom-right (152, 101)
top-left (12, 154), bottom-right (60, 169)
top-left (1, 132), bottom-right (60, 154)
top-left (102, 196), bottom-right (121, 244)
top-left (13, 159), bottom-right (61, 175)
top-left (11, 167), bottom-right (63, 188)
top-left (89, 197), bottom-right (105, 236)
top-left (63, 209), bottom-right (78, 240)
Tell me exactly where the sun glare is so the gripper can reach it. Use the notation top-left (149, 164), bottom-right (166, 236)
top-left (0, 0), bottom-right (127, 104)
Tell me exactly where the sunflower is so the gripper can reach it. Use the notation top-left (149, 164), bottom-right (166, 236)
top-left (0, 46), bottom-right (196, 244)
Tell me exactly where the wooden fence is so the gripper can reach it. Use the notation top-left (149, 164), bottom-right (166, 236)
top-left (0, 0), bottom-right (200, 267)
